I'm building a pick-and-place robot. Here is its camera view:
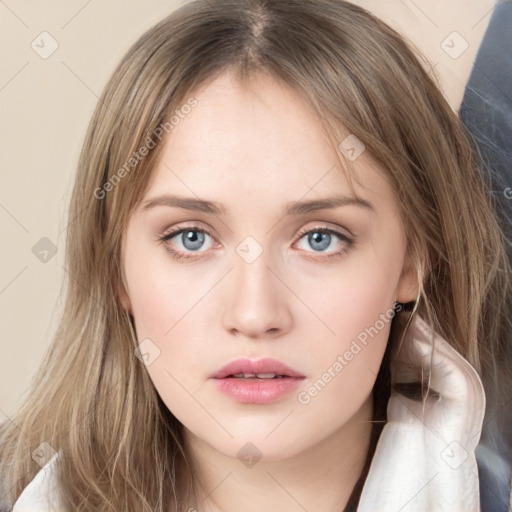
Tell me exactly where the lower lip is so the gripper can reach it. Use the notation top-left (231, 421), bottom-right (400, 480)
top-left (212, 377), bottom-right (304, 404)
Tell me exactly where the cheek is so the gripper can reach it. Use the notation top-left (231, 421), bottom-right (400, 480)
top-left (300, 251), bottom-right (399, 350)
top-left (124, 240), bottom-right (208, 341)
top-left (125, 267), bottom-right (211, 430)
top-left (124, 244), bottom-right (216, 399)
top-left (293, 256), bottom-right (399, 408)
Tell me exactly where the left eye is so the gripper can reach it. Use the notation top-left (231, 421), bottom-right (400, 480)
top-left (296, 228), bottom-right (350, 253)
top-left (158, 225), bottom-right (353, 261)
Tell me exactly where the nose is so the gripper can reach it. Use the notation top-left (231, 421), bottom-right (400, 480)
top-left (221, 252), bottom-right (293, 340)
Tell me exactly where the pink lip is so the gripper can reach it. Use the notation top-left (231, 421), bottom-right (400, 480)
top-left (210, 358), bottom-right (305, 404)
top-left (210, 357), bottom-right (305, 379)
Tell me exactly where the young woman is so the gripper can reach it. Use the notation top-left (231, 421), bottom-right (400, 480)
top-left (1, 1), bottom-right (511, 511)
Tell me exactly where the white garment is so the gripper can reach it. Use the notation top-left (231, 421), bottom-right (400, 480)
top-left (12, 450), bottom-right (62, 511)
top-left (358, 314), bottom-right (485, 511)
top-left (12, 314), bottom-right (487, 511)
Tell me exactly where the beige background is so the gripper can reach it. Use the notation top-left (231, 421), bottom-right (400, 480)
top-left (0, 0), bottom-right (496, 424)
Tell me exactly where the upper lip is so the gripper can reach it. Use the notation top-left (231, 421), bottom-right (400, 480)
top-left (210, 358), bottom-right (305, 379)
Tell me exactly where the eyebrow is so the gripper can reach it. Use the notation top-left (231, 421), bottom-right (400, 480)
top-left (140, 194), bottom-right (375, 215)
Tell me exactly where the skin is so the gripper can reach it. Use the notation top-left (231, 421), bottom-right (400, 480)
top-left (119, 71), bottom-right (418, 511)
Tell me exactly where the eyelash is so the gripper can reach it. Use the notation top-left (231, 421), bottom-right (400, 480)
top-left (157, 224), bottom-right (354, 262)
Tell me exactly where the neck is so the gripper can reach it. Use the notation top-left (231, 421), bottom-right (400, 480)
top-left (181, 396), bottom-right (375, 512)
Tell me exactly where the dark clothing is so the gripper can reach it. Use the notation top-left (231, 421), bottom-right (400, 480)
top-left (460, 1), bottom-right (512, 245)
top-left (460, 2), bottom-right (512, 510)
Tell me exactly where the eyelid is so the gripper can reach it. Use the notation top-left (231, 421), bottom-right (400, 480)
top-left (295, 223), bottom-right (353, 241)
top-left (158, 221), bottom-right (216, 242)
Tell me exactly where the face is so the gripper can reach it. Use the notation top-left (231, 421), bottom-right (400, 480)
top-left (119, 71), bottom-right (417, 461)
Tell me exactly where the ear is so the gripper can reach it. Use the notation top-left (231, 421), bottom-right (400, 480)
top-left (118, 236), bottom-right (133, 313)
top-left (396, 256), bottom-right (420, 304)
top-left (118, 279), bottom-right (132, 314)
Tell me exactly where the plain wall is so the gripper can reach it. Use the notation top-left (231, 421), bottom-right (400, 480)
top-left (0, 0), bottom-right (187, 425)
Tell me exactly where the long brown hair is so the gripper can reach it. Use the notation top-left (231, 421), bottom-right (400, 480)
top-left (1, 1), bottom-right (510, 510)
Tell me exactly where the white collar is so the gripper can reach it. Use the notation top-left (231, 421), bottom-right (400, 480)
top-left (13, 314), bottom-right (486, 511)
top-left (12, 450), bottom-right (61, 511)
top-left (359, 313), bottom-right (486, 511)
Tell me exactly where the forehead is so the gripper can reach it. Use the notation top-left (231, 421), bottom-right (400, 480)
top-left (143, 71), bottom-right (395, 213)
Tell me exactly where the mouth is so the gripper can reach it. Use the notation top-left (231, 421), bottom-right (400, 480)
top-left (226, 373), bottom-right (288, 379)
top-left (210, 357), bottom-right (305, 380)
top-left (210, 358), bottom-right (305, 404)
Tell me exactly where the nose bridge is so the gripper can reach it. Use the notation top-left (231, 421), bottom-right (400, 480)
top-left (234, 248), bottom-right (274, 299)
top-left (221, 241), bottom-right (291, 338)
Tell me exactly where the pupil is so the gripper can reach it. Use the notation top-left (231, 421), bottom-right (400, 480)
top-left (183, 230), bottom-right (204, 250)
top-left (309, 231), bottom-right (330, 251)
